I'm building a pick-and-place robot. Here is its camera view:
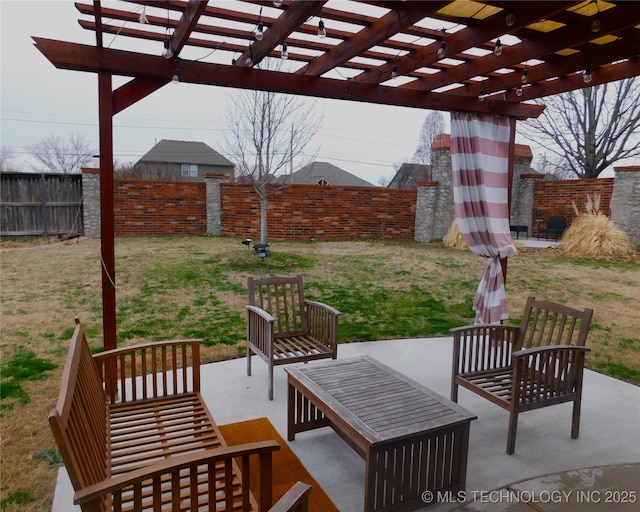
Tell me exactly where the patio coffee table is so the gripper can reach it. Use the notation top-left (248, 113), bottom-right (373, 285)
top-left (285, 356), bottom-right (477, 512)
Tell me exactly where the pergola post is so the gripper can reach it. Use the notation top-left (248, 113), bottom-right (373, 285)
top-left (98, 71), bottom-right (117, 398)
top-left (502, 117), bottom-right (517, 287)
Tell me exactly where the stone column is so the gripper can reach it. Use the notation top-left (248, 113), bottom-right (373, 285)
top-left (610, 166), bottom-right (640, 248)
top-left (81, 168), bottom-right (101, 238)
top-left (430, 137), bottom-right (455, 240)
top-left (204, 173), bottom-right (225, 236)
top-left (415, 181), bottom-right (440, 243)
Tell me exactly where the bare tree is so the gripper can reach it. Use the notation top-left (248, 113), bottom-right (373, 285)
top-left (26, 133), bottom-right (95, 174)
top-left (0, 146), bottom-right (20, 172)
top-left (411, 111), bottom-right (445, 165)
top-left (223, 86), bottom-right (321, 245)
top-left (522, 79), bottom-right (640, 178)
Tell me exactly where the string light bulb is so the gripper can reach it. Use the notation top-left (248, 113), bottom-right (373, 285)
top-left (583, 66), bottom-right (593, 83)
top-left (391, 64), bottom-right (398, 78)
top-left (280, 43), bottom-right (288, 60)
top-left (591, 12), bottom-right (601, 32)
top-left (505, 5), bottom-right (515, 26)
top-left (437, 40), bottom-right (446, 59)
top-left (494, 39), bottom-right (503, 56)
top-left (521, 69), bottom-right (528, 84)
top-left (246, 43), bottom-right (254, 67)
top-left (478, 82), bottom-right (487, 101)
top-left (516, 86), bottom-right (523, 97)
top-left (318, 19), bottom-right (326, 38)
top-left (162, 39), bottom-right (173, 59)
top-left (172, 69), bottom-right (180, 84)
top-left (139, 7), bottom-right (148, 24)
top-left (255, 21), bottom-right (264, 41)
top-left (273, 0), bottom-right (283, 7)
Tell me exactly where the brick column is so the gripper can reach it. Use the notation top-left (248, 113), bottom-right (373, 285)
top-left (204, 173), bottom-right (225, 236)
top-left (82, 168), bottom-right (101, 238)
top-left (611, 166), bottom-right (640, 248)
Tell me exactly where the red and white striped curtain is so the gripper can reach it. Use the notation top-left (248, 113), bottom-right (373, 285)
top-left (451, 112), bottom-right (517, 324)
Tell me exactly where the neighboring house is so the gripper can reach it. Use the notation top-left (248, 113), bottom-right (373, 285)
top-left (388, 163), bottom-right (432, 189)
top-left (284, 161), bottom-right (374, 187)
top-left (136, 140), bottom-right (235, 181)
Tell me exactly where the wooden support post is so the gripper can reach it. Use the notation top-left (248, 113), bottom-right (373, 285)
top-left (502, 117), bottom-right (517, 288)
top-left (98, 72), bottom-right (117, 398)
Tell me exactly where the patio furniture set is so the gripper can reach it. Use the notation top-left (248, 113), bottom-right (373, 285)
top-left (50, 276), bottom-right (593, 512)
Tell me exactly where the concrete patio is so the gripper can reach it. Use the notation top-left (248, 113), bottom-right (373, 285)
top-left (53, 336), bottom-right (639, 511)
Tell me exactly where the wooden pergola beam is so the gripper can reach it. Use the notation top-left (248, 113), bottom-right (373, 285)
top-left (32, 37), bottom-right (545, 119)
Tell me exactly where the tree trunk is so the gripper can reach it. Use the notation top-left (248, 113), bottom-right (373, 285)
top-left (260, 192), bottom-right (268, 245)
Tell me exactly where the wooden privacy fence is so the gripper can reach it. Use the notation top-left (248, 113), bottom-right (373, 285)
top-left (0, 173), bottom-right (83, 237)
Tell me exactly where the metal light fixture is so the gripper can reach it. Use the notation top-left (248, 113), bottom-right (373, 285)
top-left (318, 19), bottom-right (326, 38)
top-left (494, 39), bottom-right (503, 56)
top-left (280, 43), bottom-right (288, 60)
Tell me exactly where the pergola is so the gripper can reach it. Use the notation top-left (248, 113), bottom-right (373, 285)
top-left (34, 0), bottom-right (640, 352)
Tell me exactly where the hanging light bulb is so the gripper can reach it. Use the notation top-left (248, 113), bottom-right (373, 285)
top-left (478, 82), bottom-right (487, 101)
top-left (437, 40), bottom-right (446, 59)
top-left (494, 39), bottom-right (503, 57)
top-left (255, 21), bottom-right (264, 41)
top-left (591, 13), bottom-right (601, 33)
top-left (505, 5), bottom-right (515, 27)
top-left (583, 66), bottom-right (593, 83)
top-left (521, 69), bottom-right (528, 84)
top-left (139, 7), bottom-right (148, 24)
top-left (172, 69), bottom-right (180, 84)
top-left (280, 43), bottom-right (288, 60)
top-left (162, 39), bottom-right (173, 59)
top-left (391, 64), bottom-right (398, 78)
top-left (246, 44), bottom-right (254, 67)
top-left (318, 19), bottom-right (326, 38)
top-left (273, 0), bottom-right (283, 7)
top-left (516, 86), bottom-right (523, 97)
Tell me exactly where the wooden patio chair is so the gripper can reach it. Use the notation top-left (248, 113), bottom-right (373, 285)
top-left (451, 296), bottom-right (593, 454)
top-left (246, 274), bottom-right (341, 400)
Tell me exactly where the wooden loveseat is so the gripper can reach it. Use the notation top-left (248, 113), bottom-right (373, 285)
top-left (49, 319), bottom-right (311, 511)
top-left (451, 297), bottom-right (593, 455)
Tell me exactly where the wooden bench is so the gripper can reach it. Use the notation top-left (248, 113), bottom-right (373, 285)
top-left (49, 319), bottom-right (311, 511)
top-left (246, 274), bottom-right (341, 400)
top-left (451, 296), bottom-right (593, 454)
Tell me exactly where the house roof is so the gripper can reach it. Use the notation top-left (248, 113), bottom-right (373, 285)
top-left (287, 162), bottom-right (374, 187)
top-left (388, 163), bottom-right (432, 189)
top-left (138, 140), bottom-right (234, 167)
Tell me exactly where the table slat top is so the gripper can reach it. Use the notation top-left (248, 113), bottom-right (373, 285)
top-left (286, 356), bottom-right (476, 446)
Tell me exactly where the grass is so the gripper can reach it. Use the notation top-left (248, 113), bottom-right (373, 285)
top-left (1, 235), bottom-right (639, 511)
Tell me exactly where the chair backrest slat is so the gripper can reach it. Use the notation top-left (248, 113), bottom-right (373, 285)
top-left (248, 274), bottom-right (308, 337)
top-left (516, 296), bottom-right (593, 351)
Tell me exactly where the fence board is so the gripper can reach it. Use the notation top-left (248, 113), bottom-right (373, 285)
top-left (0, 173), bottom-right (84, 236)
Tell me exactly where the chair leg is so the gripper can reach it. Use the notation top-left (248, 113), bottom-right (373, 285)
top-left (451, 380), bottom-right (459, 403)
top-left (247, 346), bottom-right (252, 376)
top-left (507, 410), bottom-right (519, 455)
top-left (268, 362), bottom-right (274, 401)
top-left (571, 399), bottom-right (582, 439)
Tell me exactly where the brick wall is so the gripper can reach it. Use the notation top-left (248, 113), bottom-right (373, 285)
top-left (532, 178), bottom-right (613, 236)
top-left (114, 180), bottom-right (206, 236)
top-left (220, 183), bottom-right (416, 240)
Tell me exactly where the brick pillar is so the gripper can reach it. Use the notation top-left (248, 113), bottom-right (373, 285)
top-left (82, 168), bottom-right (101, 238)
top-left (430, 137), bottom-right (455, 239)
top-left (611, 166), bottom-right (640, 248)
top-left (204, 173), bottom-right (225, 236)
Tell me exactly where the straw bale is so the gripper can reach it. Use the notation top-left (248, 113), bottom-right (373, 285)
top-left (559, 212), bottom-right (635, 261)
top-left (443, 219), bottom-right (469, 250)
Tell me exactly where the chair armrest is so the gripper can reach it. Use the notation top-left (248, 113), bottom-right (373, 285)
top-left (247, 305), bottom-right (276, 357)
top-left (452, 324), bottom-right (520, 375)
top-left (75, 441), bottom-right (280, 507)
top-left (268, 482), bottom-right (312, 512)
top-left (511, 345), bottom-right (590, 403)
top-left (93, 339), bottom-right (204, 402)
top-left (305, 300), bottom-right (341, 348)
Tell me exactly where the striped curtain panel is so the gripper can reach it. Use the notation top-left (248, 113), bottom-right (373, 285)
top-left (450, 112), bottom-right (517, 324)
